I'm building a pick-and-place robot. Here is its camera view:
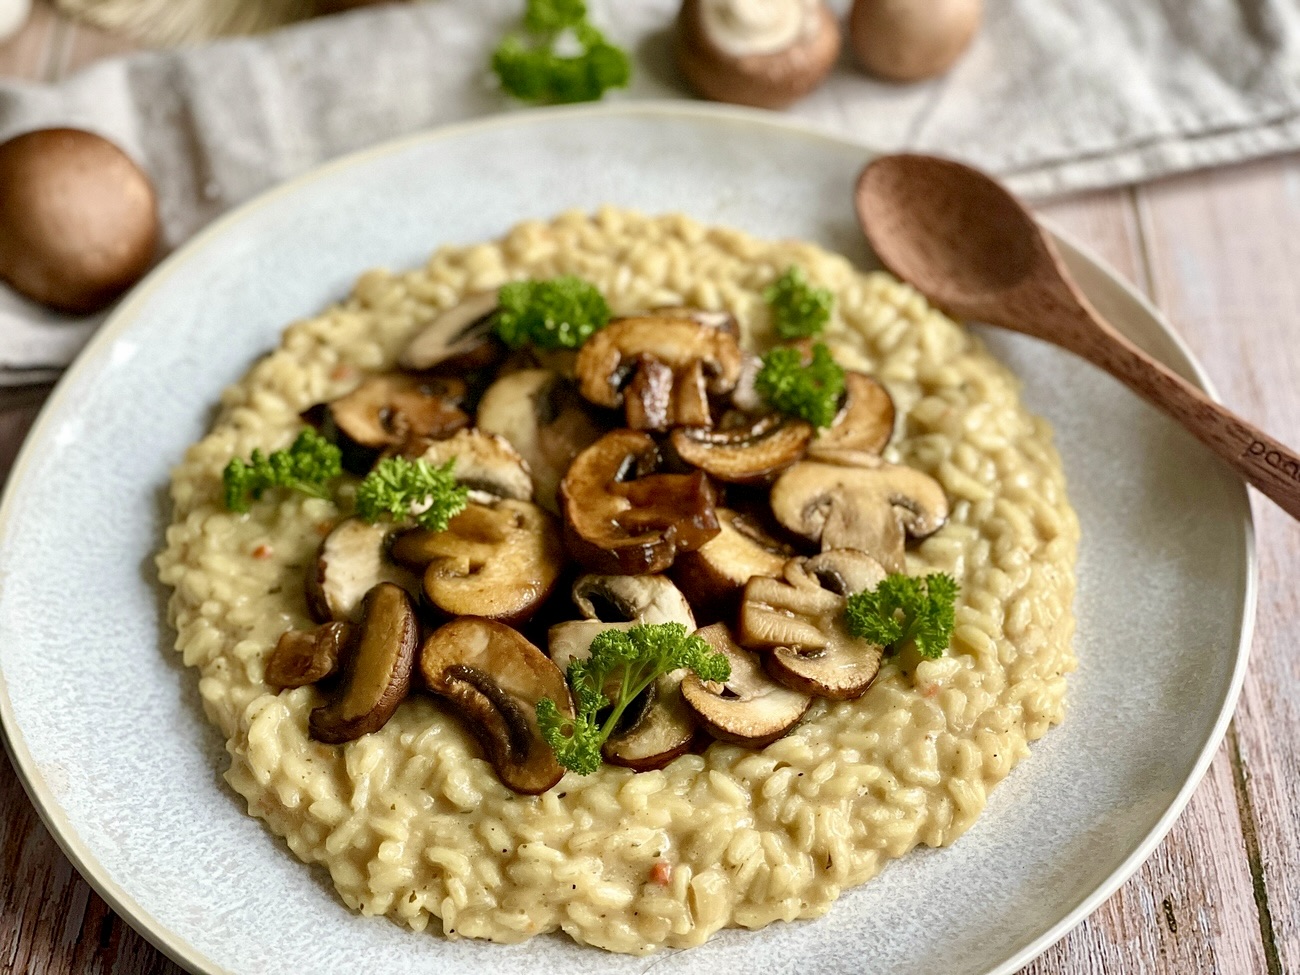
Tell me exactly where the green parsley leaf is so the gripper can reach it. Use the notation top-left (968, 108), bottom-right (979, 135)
top-left (765, 266), bottom-right (834, 339)
top-left (492, 0), bottom-right (631, 105)
top-left (537, 622), bottom-right (730, 774)
top-left (354, 456), bottom-right (470, 532)
top-left (844, 573), bottom-right (960, 660)
top-left (493, 275), bottom-right (611, 350)
top-left (754, 341), bottom-right (846, 429)
top-left (523, 0), bottom-right (587, 33)
top-left (222, 429), bottom-right (341, 513)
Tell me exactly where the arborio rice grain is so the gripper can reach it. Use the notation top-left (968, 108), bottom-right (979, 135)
top-left (156, 207), bottom-right (1079, 954)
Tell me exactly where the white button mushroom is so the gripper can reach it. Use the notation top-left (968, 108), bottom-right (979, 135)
top-left (676, 0), bottom-right (842, 109)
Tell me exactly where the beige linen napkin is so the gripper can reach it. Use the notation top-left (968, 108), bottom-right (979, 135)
top-left (2, 0), bottom-right (1299, 381)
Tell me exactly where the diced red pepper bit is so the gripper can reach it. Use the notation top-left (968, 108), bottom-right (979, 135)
top-left (649, 861), bottom-right (672, 886)
top-left (251, 544), bottom-right (273, 560)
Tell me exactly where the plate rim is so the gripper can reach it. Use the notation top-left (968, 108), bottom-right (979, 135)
top-left (0, 99), bottom-right (1258, 975)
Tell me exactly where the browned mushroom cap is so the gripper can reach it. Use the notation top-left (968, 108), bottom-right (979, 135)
top-left (560, 429), bottom-right (721, 574)
top-left (305, 518), bottom-right (420, 623)
top-left (739, 550), bottom-right (887, 699)
top-left (545, 619), bottom-right (696, 771)
top-left (769, 459), bottom-right (948, 572)
top-left (677, 0), bottom-right (842, 110)
top-left (671, 412), bottom-right (813, 484)
top-left (571, 573), bottom-right (696, 626)
top-left (671, 508), bottom-right (796, 615)
top-left (645, 306), bottom-right (740, 337)
top-left (475, 368), bottom-right (608, 514)
top-left (266, 622), bottom-right (352, 689)
top-left (809, 372), bottom-right (896, 462)
top-left (309, 583), bottom-right (418, 743)
top-left (575, 316), bottom-right (743, 431)
top-left (414, 429), bottom-right (533, 502)
top-left (316, 373), bottom-right (469, 474)
top-left (421, 617), bottom-right (572, 794)
top-left (682, 623), bottom-right (810, 746)
top-left (399, 292), bottom-right (505, 373)
top-left (390, 500), bottom-right (564, 626)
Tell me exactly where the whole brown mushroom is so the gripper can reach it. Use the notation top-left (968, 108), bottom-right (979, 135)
top-left (0, 128), bottom-right (158, 313)
top-left (677, 0), bottom-right (841, 110)
top-left (849, 0), bottom-right (982, 83)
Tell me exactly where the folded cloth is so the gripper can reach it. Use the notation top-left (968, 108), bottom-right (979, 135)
top-left (2, 0), bottom-right (1299, 382)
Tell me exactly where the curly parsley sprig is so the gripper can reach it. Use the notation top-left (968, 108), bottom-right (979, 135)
top-left (754, 341), bottom-right (846, 429)
top-left (355, 456), bottom-right (469, 533)
top-left (493, 275), bottom-right (611, 350)
top-left (492, 0), bottom-right (631, 105)
top-left (537, 623), bottom-right (730, 774)
top-left (223, 429), bottom-right (342, 513)
top-left (845, 573), bottom-right (960, 660)
top-left (765, 266), bottom-right (834, 339)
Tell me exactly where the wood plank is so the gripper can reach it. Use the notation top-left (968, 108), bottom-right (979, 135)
top-left (1038, 189), bottom-right (1152, 296)
top-left (1138, 154), bottom-right (1300, 975)
top-left (1013, 190), bottom-right (1272, 974)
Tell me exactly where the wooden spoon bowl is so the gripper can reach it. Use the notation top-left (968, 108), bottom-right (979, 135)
top-left (856, 153), bottom-right (1300, 521)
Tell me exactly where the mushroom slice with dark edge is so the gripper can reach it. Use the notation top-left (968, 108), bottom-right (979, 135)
top-left (389, 500), bottom-right (564, 626)
top-left (808, 372), bottom-right (896, 462)
top-left (602, 672), bottom-right (698, 771)
top-left (313, 373), bottom-right (469, 474)
top-left (571, 574), bottom-right (696, 627)
top-left (421, 617), bottom-right (572, 794)
top-left (475, 368), bottom-right (607, 514)
top-left (682, 623), bottom-right (810, 746)
top-left (399, 291), bottom-right (504, 373)
top-left (414, 429), bottom-right (533, 502)
top-left (769, 459), bottom-right (948, 572)
top-left (670, 412), bottom-right (813, 484)
top-left (739, 550), bottom-right (887, 699)
top-left (309, 582), bottom-right (418, 743)
top-left (306, 517), bottom-right (420, 623)
top-left (671, 508), bottom-right (796, 616)
top-left (560, 429), bottom-right (721, 575)
top-left (545, 620), bottom-right (697, 772)
top-left (575, 315), bottom-right (743, 431)
top-left (266, 622), bottom-right (352, 689)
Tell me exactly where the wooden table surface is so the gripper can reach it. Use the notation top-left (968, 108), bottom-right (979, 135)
top-left (1, 5), bottom-right (1297, 974)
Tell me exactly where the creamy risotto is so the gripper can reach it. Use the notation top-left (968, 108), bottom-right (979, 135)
top-left (156, 207), bottom-right (1078, 954)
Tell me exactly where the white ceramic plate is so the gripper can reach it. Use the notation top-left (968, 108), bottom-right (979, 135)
top-left (0, 104), bottom-right (1254, 975)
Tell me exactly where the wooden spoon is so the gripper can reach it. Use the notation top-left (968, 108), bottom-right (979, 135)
top-left (856, 153), bottom-right (1300, 521)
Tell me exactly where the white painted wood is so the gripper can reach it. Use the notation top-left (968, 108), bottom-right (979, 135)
top-left (1138, 156), bottom-right (1300, 975)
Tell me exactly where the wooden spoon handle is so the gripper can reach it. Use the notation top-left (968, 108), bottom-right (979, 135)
top-left (1073, 319), bottom-right (1300, 519)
